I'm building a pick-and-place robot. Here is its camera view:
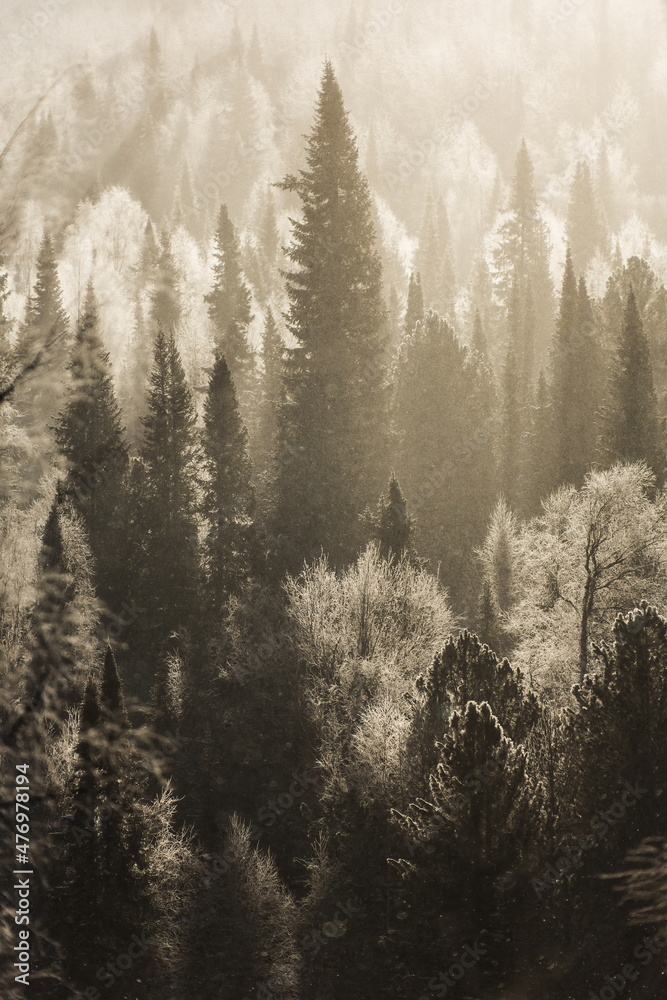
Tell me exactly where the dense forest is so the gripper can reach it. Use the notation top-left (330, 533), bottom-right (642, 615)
top-left (3, 1), bottom-right (667, 997)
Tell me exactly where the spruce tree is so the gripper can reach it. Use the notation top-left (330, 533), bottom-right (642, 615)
top-left (205, 204), bottom-right (255, 404)
top-left (524, 369), bottom-right (555, 512)
top-left (606, 287), bottom-right (663, 478)
top-left (394, 311), bottom-right (495, 603)
top-left (566, 160), bottom-right (606, 276)
top-left (361, 473), bottom-right (414, 559)
top-left (152, 232), bottom-right (181, 333)
top-left (570, 603), bottom-right (667, 845)
top-left (499, 281), bottom-right (524, 506)
top-left (549, 250), bottom-right (600, 488)
top-left (404, 271), bottom-right (424, 338)
top-left (14, 233), bottom-right (70, 431)
top-left (255, 306), bottom-right (283, 477)
top-left (471, 308), bottom-right (487, 357)
top-left (200, 354), bottom-right (256, 615)
top-left (54, 281), bottom-right (128, 605)
top-left (270, 61), bottom-right (387, 571)
top-left (137, 329), bottom-right (200, 638)
top-left (494, 140), bottom-right (554, 363)
top-left (397, 700), bottom-right (542, 947)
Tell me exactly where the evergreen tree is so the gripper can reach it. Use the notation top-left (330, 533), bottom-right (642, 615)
top-left (361, 473), bottom-right (414, 559)
top-left (499, 281), bottom-right (523, 506)
top-left (404, 271), bottom-right (424, 338)
top-left (54, 281), bottom-right (128, 605)
top-left (397, 701), bottom-right (542, 953)
top-left (569, 603), bottom-right (667, 846)
top-left (416, 194), bottom-right (456, 321)
top-left (136, 329), bottom-right (200, 639)
top-left (471, 308), bottom-right (488, 357)
top-left (494, 140), bottom-right (554, 363)
top-left (205, 204), bottom-right (255, 405)
top-left (152, 232), bottom-right (181, 333)
top-left (100, 644), bottom-right (127, 726)
top-left (606, 287), bottom-right (662, 477)
top-left (476, 577), bottom-right (503, 656)
top-left (270, 61), bottom-right (387, 571)
top-left (394, 311), bottom-right (495, 603)
top-left (566, 160), bottom-right (606, 275)
top-left (549, 250), bottom-right (600, 488)
top-left (524, 369), bottom-right (555, 512)
top-left (14, 233), bottom-right (70, 432)
top-left (255, 306), bottom-right (283, 477)
top-left (200, 354), bottom-right (256, 614)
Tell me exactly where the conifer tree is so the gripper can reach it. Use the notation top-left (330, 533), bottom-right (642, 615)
top-left (101, 644), bottom-right (127, 725)
top-left (570, 603), bottom-right (667, 844)
top-left (500, 282), bottom-right (524, 505)
top-left (14, 233), bottom-right (70, 430)
top-left (398, 700), bottom-right (542, 939)
top-left (394, 311), bottom-right (495, 602)
top-left (476, 578), bottom-right (503, 655)
top-left (550, 250), bottom-right (600, 488)
top-left (255, 306), bottom-right (283, 476)
top-left (566, 160), bottom-right (606, 275)
top-left (200, 354), bottom-right (256, 614)
top-left (361, 473), bottom-right (414, 559)
top-left (471, 308), bottom-right (488, 357)
top-left (137, 329), bottom-right (200, 638)
top-left (494, 140), bottom-right (553, 362)
top-left (54, 281), bottom-right (128, 604)
top-left (152, 233), bottom-right (181, 333)
top-left (606, 287), bottom-right (663, 478)
top-left (524, 370), bottom-right (555, 512)
top-left (205, 204), bottom-right (255, 404)
top-left (404, 271), bottom-right (424, 338)
top-left (270, 61), bottom-right (387, 571)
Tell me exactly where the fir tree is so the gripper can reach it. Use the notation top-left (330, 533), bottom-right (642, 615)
top-left (397, 700), bottom-right (542, 945)
top-left (361, 473), bottom-right (414, 559)
top-left (14, 233), bottom-right (70, 432)
top-left (404, 271), bottom-right (424, 338)
top-left (471, 308), bottom-right (488, 357)
top-left (200, 354), bottom-right (256, 614)
top-left (524, 369), bottom-right (555, 512)
top-left (205, 204), bottom-right (255, 404)
top-left (394, 311), bottom-right (495, 603)
top-left (255, 306), bottom-right (283, 476)
top-left (152, 232), bottom-right (182, 333)
top-left (270, 61), bottom-right (388, 571)
top-left (566, 160), bottom-right (606, 276)
top-left (570, 603), bottom-right (667, 845)
top-left (54, 281), bottom-right (128, 604)
top-left (499, 281), bottom-right (523, 506)
top-left (494, 140), bottom-right (554, 363)
top-left (550, 250), bottom-right (600, 488)
top-left (137, 329), bottom-right (200, 638)
top-left (476, 578), bottom-right (503, 656)
top-left (606, 287), bottom-right (663, 478)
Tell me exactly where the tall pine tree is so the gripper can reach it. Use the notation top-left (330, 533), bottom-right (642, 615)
top-left (269, 61), bottom-right (387, 571)
top-left (200, 354), bottom-right (256, 614)
top-left (205, 204), bottom-right (255, 406)
top-left (54, 281), bottom-right (128, 606)
top-left (135, 329), bottom-right (200, 639)
top-left (606, 286), bottom-right (662, 477)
